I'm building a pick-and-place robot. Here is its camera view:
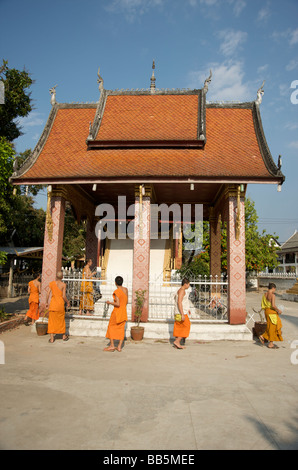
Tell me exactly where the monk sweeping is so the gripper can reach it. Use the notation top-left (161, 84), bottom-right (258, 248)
top-left (24, 273), bottom-right (41, 325)
top-left (104, 276), bottom-right (128, 352)
top-left (46, 271), bottom-right (70, 344)
top-left (173, 278), bottom-right (191, 349)
top-left (259, 283), bottom-right (283, 349)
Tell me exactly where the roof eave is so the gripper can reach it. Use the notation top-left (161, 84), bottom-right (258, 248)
top-left (252, 101), bottom-right (285, 185)
top-left (10, 102), bottom-right (97, 183)
top-left (11, 175), bottom-right (284, 186)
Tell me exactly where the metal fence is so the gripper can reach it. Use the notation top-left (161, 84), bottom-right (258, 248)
top-left (0, 271), bottom-right (34, 298)
top-left (62, 268), bottom-right (228, 322)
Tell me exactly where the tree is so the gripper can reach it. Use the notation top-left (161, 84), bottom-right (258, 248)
top-left (0, 137), bottom-right (15, 243)
top-left (0, 60), bottom-right (33, 142)
top-left (244, 198), bottom-right (279, 272)
top-left (0, 62), bottom-right (46, 251)
top-left (63, 204), bottom-right (86, 262)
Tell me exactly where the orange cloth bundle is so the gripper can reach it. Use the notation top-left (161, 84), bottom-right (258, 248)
top-left (173, 314), bottom-right (190, 339)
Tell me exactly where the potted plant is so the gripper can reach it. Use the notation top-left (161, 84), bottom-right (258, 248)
top-left (252, 307), bottom-right (267, 338)
top-left (35, 305), bottom-right (49, 336)
top-left (131, 289), bottom-right (146, 341)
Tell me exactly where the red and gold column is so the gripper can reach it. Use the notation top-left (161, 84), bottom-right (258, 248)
top-left (40, 186), bottom-right (66, 308)
top-left (132, 184), bottom-right (153, 322)
top-left (224, 185), bottom-right (246, 324)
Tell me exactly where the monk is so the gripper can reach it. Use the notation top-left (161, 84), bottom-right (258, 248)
top-left (173, 278), bottom-right (191, 349)
top-left (104, 276), bottom-right (128, 352)
top-left (24, 273), bottom-right (41, 325)
top-left (79, 258), bottom-right (94, 315)
top-left (46, 271), bottom-right (70, 343)
top-left (259, 283), bottom-right (283, 349)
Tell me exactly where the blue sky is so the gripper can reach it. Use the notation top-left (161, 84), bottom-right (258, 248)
top-left (1, 0), bottom-right (298, 244)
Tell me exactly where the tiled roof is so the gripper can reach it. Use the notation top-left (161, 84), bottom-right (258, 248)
top-left (11, 92), bottom-right (284, 183)
top-left (95, 94), bottom-right (199, 141)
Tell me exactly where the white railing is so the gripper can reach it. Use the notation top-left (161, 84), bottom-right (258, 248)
top-left (148, 275), bottom-right (228, 322)
top-left (258, 272), bottom-right (297, 278)
top-left (62, 269), bottom-right (228, 323)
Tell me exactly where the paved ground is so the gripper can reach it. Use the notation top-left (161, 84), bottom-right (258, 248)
top-left (0, 291), bottom-right (298, 450)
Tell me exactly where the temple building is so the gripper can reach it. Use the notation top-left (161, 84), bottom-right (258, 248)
top-left (11, 66), bottom-right (285, 338)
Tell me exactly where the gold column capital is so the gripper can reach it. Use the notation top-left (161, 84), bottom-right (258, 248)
top-left (134, 183), bottom-right (156, 202)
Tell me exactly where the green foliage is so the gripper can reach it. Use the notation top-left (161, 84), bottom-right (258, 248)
top-left (179, 197), bottom-right (278, 274)
top-left (0, 306), bottom-right (10, 322)
top-left (0, 136), bottom-right (15, 198)
top-left (63, 204), bottom-right (86, 261)
top-left (0, 140), bottom-right (45, 247)
top-left (244, 197), bottom-right (279, 272)
top-left (0, 63), bottom-right (45, 249)
top-left (0, 60), bottom-right (33, 142)
top-left (177, 255), bottom-right (210, 278)
top-left (134, 289), bottom-right (146, 326)
top-left (0, 251), bottom-right (7, 266)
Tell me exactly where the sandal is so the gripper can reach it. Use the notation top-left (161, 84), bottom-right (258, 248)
top-left (173, 343), bottom-right (184, 350)
top-left (104, 347), bottom-right (115, 352)
top-left (48, 338), bottom-right (55, 343)
top-left (259, 336), bottom-right (265, 345)
top-left (63, 335), bottom-right (69, 342)
top-left (268, 344), bottom-right (279, 349)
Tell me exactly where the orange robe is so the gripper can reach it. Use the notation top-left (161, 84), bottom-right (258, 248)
top-left (47, 281), bottom-right (66, 335)
top-left (261, 294), bottom-right (283, 342)
top-left (173, 290), bottom-right (191, 339)
top-left (106, 288), bottom-right (128, 341)
top-left (263, 308), bottom-right (283, 342)
top-left (26, 280), bottom-right (40, 320)
top-left (79, 267), bottom-right (94, 311)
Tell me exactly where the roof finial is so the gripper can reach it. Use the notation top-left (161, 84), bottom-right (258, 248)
top-left (256, 80), bottom-right (265, 105)
top-left (49, 85), bottom-right (57, 106)
top-left (203, 70), bottom-right (212, 94)
top-left (97, 67), bottom-right (104, 92)
top-left (150, 60), bottom-right (156, 93)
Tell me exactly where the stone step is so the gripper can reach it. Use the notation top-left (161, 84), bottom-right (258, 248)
top-left (32, 316), bottom-right (252, 341)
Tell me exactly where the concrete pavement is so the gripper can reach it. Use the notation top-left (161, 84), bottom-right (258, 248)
top-left (0, 291), bottom-right (298, 450)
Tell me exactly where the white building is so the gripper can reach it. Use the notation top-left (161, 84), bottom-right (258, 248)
top-left (275, 231), bottom-right (298, 275)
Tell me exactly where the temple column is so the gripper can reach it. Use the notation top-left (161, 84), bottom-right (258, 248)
top-left (225, 186), bottom-right (246, 324)
top-left (40, 186), bottom-right (66, 308)
top-left (85, 219), bottom-right (98, 268)
top-left (132, 185), bottom-right (152, 322)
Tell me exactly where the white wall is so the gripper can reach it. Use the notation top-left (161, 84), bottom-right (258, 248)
top-left (105, 238), bottom-right (166, 281)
